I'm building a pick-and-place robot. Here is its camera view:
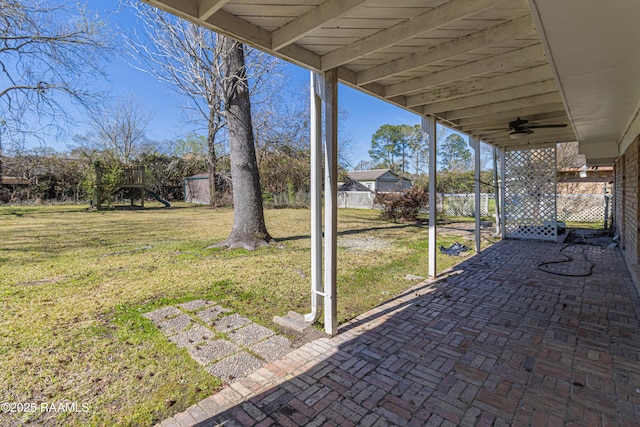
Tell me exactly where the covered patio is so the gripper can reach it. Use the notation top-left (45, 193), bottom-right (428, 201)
top-left (139, 0), bottom-right (640, 425)
top-left (161, 238), bottom-right (640, 426)
top-left (142, 0), bottom-right (640, 333)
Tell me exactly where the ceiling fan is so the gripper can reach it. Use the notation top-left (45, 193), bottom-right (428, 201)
top-left (505, 117), bottom-right (568, 139)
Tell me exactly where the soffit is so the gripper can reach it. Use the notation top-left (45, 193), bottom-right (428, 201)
top-left (142, 0), bottom-right (640, 163)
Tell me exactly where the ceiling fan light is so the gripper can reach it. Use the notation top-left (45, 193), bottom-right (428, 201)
top-left (509, 131), bottom-right (528, 140)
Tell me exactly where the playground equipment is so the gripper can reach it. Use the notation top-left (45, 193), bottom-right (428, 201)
top-left (94, 165), bottom-right (170, 209)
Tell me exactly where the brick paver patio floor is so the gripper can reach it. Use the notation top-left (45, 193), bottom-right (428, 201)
top-left (160, 239), bottom-right (640, 426)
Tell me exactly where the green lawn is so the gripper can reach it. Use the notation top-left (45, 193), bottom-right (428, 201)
top-left (0, 203), bottom-right (492, 426)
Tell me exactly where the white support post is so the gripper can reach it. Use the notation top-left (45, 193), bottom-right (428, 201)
top-left (471, 136), bottom-right (481, 253)
top-left (305, 71), bottom-right (323, 323)
top-left (422, 115), bottom-right (437, 278)
top-left (499, 147), bottom-right (506, 239)
top-left (323, 69), bottom-right (338, 336)
top-left (492, 146), bottom-right (501, 237)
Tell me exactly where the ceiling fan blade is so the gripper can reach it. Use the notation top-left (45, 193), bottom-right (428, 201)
top-left (526, 124), bottom-right (568, 129)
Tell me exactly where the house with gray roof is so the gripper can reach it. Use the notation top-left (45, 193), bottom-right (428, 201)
top-left (346, 169), bottom-right (412, 192)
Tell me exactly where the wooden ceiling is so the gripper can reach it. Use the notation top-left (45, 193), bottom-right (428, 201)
top-left (142, 0), bottom-right (577, 151)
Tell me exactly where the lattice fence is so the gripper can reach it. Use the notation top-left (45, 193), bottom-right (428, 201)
top-left (557, 194), bottom-right (611, 223)
top-left (504, 147), bottom-right (557, 241)
top-left (441, 193), bottom-right (490, 217)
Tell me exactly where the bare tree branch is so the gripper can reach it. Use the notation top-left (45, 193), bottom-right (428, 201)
top-left (124, 0), bottom-right (281, 205)
top-left (0, 0), bottom-right (113, 152)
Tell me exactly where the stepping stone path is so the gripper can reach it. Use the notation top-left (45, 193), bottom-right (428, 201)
top-left (143, 299), bottom-right (292, 382)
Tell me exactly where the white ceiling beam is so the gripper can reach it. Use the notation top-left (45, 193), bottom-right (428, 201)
top-left (442, 92), bottom-right (563, 121)
top-left (271, 0), bottom-right (368, 51)
top-left (454, 102), bottom-right (566, 127)
top-left (406, 65), bottom-right (553, 107)
top-left (198, 0), bottom-right (230, 20)
top-left (357, 14), bottom-right (535, 85)
top-left (337, 67), bottom-right (406, 107)
top-left (144, 0), bottom-right (198, 19)
top-left (385, 43), bottom-right (545, 97)
top-left (204, 9), bottom-right (272, 48)
top-left (422, 80), bottom-right (557, 115)
top-left (320, 0), bottom-right (505, 71)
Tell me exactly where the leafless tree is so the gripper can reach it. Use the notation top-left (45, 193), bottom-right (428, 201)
top-left (215, 36), bottom-right (272, 249)
top-left (124, 1), bottom-right (280, 205)
top-left (88, 95), bottom-right (152, 164)
top-left (0, 0), bottom-right (111, 176)
top-left (557, 141), bottom-right (584, 169)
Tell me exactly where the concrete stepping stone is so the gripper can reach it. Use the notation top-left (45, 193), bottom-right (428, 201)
top-left (188, 339), bottom-right (242, 366)
top-left (205, 351), bottom-right (264, 382)
top-left (168, 325), bottom-right (215, 349)
top-left (145, 302), bottom-right (294, 385)
top-left (158, 314), bottom-right (191, 336)
top-left (227, 323), bottom-right (275, 347)
top-left (214, 314), bottom-right (251, 333)
top-left (249, 336), bottom-right (292, 362)
top-left (196, 305), bottom-right (231, 323)
top-left (142, 306), bottom-right (183, 324)
top-left (178, 299), bottom-right (215, 312)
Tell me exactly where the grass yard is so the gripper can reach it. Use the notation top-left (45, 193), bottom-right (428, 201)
top-left (0, 202), bottom-right (493, 426)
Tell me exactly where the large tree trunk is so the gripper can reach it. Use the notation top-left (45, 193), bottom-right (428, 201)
top-left (214, 36), bottom-right (272, 250)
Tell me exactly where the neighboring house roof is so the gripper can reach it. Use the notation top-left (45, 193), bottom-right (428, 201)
top-left (1, 176), bottom-right (28, 185)
top-left (338, 179), bottom-right (372, 192)
top-left (347, 169), bottom-right (411, 182)
top-left (184, 173), bottom-right (209, 180)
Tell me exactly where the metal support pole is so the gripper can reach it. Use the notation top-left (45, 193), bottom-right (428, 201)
top-left (471, 136), bottom-right (481, 253)
top-left (323, 69), bottom-right (338, 336)
top-left (422, 115), bottom-right (437, 278)
top-left (305, 71), bottom-right (323, 323)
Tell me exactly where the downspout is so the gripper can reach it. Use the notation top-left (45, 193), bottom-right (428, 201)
top-left (305, 71), bottom-right (323, 323)
top-left (492, 146), bottom-right (501, 237)
top-left (472, 136), bottom-right (481, 253)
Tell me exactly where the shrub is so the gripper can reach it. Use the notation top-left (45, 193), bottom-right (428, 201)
top-left (374, 187), bottom-right (428, 221)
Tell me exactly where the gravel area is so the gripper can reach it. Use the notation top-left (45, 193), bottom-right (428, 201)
top-left (339, 236), bottom-right (390, 251)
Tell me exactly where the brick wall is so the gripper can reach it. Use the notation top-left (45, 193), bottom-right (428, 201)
top-left (616, 138), bottom-right (639, 266)
top-left (614, 154), bottom-right (624, 247)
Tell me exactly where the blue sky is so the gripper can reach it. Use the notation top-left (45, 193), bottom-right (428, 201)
top-left (41, 0), bottom-right (459, 167)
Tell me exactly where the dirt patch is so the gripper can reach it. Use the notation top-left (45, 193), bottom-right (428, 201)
top-left (438, 221), bottom-right (497, 240)
top-left (339, 236), bottom-right (390, 251)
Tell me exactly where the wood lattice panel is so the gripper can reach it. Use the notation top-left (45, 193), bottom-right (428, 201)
top-left (504, 147), bottom-right (557, 241)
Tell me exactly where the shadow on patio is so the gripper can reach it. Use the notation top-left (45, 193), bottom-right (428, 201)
top-left (163, 239), bottom-right (640, 427)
